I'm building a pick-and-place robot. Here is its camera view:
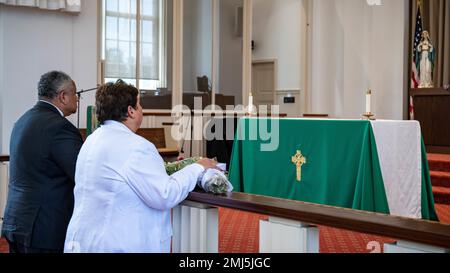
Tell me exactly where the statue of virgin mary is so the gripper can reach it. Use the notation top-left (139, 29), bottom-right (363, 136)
top-left (416, 30), bottom-right (435, 88)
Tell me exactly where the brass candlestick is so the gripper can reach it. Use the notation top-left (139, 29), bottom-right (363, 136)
top-left (362, 89), bottom-right (376, 120)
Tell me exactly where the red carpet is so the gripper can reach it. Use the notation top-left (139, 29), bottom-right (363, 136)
top-left (429, 153), bottom-right (450, 205)
top-left (428, 153), bottom-right (450, 173)
top-left (217, 204), bottom-right (450, 253)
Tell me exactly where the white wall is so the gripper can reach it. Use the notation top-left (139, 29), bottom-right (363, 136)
top-left (252, 0), bottom-right (307, 117)
top-left (71, 0), bottom-right (98, 130)
top-left (308, 0), bottom-right (407, 119)
top-left (0, 5), bottom-right (4, 153)
top-left (183, 0), bottom-right (212, 93)
top-left (0, 0), bottom-right (98, 154)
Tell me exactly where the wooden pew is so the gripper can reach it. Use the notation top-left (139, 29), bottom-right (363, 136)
top-left (79, 128), bottom-right (179, 161)
top-left (136, 128), bottom-right (166, 149)
top-left (137, 128), bottom-right (179, 161)
top-left (303, 113), bottom-right (329, 118)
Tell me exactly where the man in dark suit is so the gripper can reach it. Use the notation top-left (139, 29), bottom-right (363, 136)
top-left (1, 71), bottom-right (83, 253)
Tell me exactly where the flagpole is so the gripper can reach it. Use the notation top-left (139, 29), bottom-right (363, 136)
top-left (410, 0), bottom-right (424, 120)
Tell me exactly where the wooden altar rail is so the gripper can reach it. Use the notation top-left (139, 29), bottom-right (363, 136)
top-left (303, 114), bottom-right (329, 118)
top-left (143, 111), bottom-right (288, 117)
top-left (143, 112), bottom-right (172, 117)
top-left (186, 191), bottom-right (450, 249)
top-left (0, 155), bottom-right (9, 162)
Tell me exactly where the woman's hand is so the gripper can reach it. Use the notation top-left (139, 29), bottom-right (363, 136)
top-left (196, 158), bottom-right (218, 170)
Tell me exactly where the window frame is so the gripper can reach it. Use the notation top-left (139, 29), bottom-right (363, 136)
top-left (100, 0), bottom-right (166, 90)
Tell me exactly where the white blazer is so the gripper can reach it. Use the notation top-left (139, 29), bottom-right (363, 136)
top-left (64, 121), bottom-right (204, 253)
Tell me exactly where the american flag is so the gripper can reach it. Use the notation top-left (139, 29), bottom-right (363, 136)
top-left (410, 5), bottom-right (423, 119)
top-left (411, 5), bottom-right (423, 88)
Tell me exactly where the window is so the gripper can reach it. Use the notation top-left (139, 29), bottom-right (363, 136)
top-left (102, 0), bottom-right (166, 90)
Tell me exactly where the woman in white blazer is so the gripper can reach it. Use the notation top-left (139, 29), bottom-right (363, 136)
top-left (64, 80), bottom-right (217, 253)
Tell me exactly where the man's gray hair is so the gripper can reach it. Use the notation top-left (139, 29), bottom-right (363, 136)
top-left (38, 71), bottom-right (73, 99)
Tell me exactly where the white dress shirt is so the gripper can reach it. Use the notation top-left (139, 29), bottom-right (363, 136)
top-left (64, 120), bottom-right (204, 253)
top-left (39, 100), bottom-right (64, 117)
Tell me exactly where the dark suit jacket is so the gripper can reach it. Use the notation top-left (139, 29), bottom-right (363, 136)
top-left (1, 101), bottom-right (83, 250)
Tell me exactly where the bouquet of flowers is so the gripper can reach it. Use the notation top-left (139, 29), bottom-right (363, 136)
top-left (164, 157), bottom-right (233, 195)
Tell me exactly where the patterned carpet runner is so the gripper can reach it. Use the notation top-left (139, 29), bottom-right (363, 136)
top-left (429, 153), bottom-right (450, 205)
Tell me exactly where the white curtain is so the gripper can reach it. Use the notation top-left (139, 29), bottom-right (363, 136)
top-left (0, 0), bottom-right (81, 13)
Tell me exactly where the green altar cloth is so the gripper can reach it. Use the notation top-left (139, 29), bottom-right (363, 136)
top-left (229, 118), bottom-right (438, 221)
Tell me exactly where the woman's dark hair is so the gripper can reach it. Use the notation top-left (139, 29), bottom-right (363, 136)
top-left (96, 79), bottom-right (139, 124)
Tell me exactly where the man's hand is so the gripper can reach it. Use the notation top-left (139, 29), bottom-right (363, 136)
top-left (196, 158), bottom-right (218, 170)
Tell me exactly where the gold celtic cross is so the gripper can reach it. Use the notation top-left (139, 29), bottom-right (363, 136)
top-left (291, 150), bottom-right (306, 182)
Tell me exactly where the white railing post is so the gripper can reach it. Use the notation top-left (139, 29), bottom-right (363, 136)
top-left (259, 216), bottom-right (319, 253)
top-left (0, 162), bottom-right (9, 231)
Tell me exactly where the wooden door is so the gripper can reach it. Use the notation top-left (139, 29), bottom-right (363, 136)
top-left (252, 61), bottom-right (275, 107)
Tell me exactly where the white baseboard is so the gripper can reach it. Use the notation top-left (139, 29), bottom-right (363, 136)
top-left (384, 241), bottom-right (449, 253)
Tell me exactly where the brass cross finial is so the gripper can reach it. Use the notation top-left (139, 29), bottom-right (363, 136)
top-left (292, 150), bottom-right (306, 182)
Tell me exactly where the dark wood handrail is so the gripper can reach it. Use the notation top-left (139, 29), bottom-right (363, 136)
top-left (187, 191), bottom-right (450, 249)
top-left (0, 155), bottom-right (9, 162)
top-left (143, 112), bottom-right (172, 117)
top-left (303, 114), bottom-right (329, 118)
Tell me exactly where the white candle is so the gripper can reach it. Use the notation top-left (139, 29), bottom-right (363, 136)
top-left (248, 93), bottom-right (254, 115)
top-left (366, 90), bottom-right (372, 114)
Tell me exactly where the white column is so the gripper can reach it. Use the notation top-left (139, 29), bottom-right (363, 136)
top-left (242, 0), bottom-right (253, 106)
top-left (135, 0), bottom-right (141, 89)
top-left (0, 162), bottom-right (9, 231)
top-left (0, 5), bottom-right (4, 153)
top-left (172, 0), bottom-right (184, 108)
top-left (172, 201), bottom-right (219, 253)
top-left (259, 216), bottom-right (319, 253)
top-left (300, 0), bottom-right (310, 116)
top-left (211, 0), bottom-right (220, 107)
top-left (384, 241), bottom-right (449, 253)
top-left (96, 0), bottom-right (104, 86)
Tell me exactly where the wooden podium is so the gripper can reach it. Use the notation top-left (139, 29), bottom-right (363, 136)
top-left (410, 88), bottom-right (450, 154)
